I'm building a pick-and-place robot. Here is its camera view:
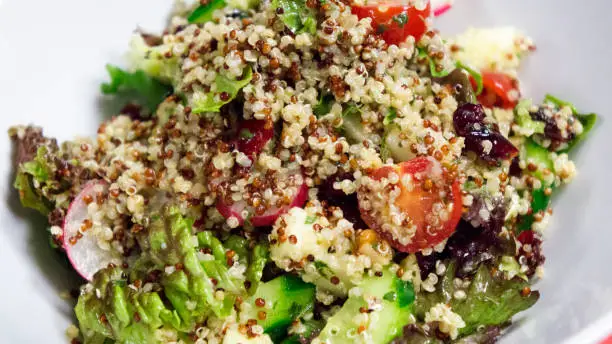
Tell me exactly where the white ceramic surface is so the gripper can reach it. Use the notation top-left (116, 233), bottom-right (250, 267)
top-left (0, 1), bottom-right (610, 343)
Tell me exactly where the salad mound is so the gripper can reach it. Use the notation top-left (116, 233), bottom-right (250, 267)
top-left (9, 0), bottom-right (596, 343)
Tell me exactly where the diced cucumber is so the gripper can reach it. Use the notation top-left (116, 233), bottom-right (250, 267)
top-left (243, 275), bottom-right (316, 341)
top-left (223, 324), bottom-right (274, 344)
top-left (339, 104), bottom-right (368, 144)
top-left (383, 125), bottom-right (416, 163)
top-left (317, 270), bottom-right (415, 344)
top-left (281, 319), bottom-right (324, 344)
top-left (227, 0), bottom-right (260, 10)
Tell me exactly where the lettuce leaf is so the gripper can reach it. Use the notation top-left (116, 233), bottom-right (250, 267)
top-left (13, 172), bottom-right (51, 215)
top-left (146, 208), bottom-right (234, 320)
top-left (543, 94), bottom-right (597, 153)
top-left (13, 146), bottom-right (55, 215)
top-left (192, 66), bottom-right (252, 113)
top-left (75, 267), bottom-right (179, 344)
top-left (188, 0), bottom-right (227, 23)
top-left (414, 261), bottom-right (539, 336)
top-left (272, 0), bottom-right (317, 34)
top-left (101, 65), bottom-right (172, 113)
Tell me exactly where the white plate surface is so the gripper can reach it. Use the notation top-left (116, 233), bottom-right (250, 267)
top-left (0, 0), bottom-right (610, 343)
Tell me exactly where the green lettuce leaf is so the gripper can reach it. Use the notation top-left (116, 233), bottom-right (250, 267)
top-left (75, 267), bottom-right (179, 344)
top-left (543, 94), bottom-right (597, 153)
top-left (13, 172), bottom-right (51, 215)
top-left (313, 92), bottom-right (334, 118)
top-left (146, 208), bottom-right (234, 320)
top-left (101, 65), bottom-right (172, 113)
top-left (13, 146), bottom-right (55, 215)
top-left (414, 261), bottom-right (539, 336)
top-left (188, 0), bottom-right (227, 23)
top-left (192, 66), bottom-right (253, 113)
top-left (272, 0), bottom-right (317, 34)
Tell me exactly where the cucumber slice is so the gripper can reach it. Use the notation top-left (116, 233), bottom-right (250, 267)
top-left (243, 275), bottom-right (315, 341)
top-left (338, 104), bottom-right (368, 144)
top-left (281, 319), bottom-right (324, 344)
top-left (383, 125), bottom-right (416, 162)
top-left (317, 270), bottom-right (415, 343)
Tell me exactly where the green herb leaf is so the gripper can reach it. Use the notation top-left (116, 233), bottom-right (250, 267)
top-left (455, 61), bottom-right (483, 95)
top-left (544, 94), bottom-right (578, 114)
top-left (304, 215), bottom-right (318, 225)
top-left (192, 66), bottom-right (253, 113)
top-left (383, 291), bottom-right (397, 302)
top-left (392, 13), bottom-right (408, 28)
top-left (239, 129), bottom-right (254, 139)
top-left (418, 48), bottom-right (450, 78)
top-left (313, 92), bottom-right (334, 117)
top-left (13, 172), bottom-right (51, 215)
top-left (272, 0), bottom-right (317, 34)
top-left (101, 64), bottom-right (172, 113)
top-left (561, 113), bottom-right (597, 153)
top-left (188, 0), bottom-right (227, 24)
top-left (384, 108), bottom-right (397, 126)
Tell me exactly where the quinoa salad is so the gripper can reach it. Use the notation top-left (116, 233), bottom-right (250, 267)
top-left (8, 1), bottom-right (597, 343)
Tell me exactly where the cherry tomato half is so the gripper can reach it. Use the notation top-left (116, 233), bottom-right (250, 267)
top-left (357, 157), bottom-right (463, 253)
top-left (352, 2), bottom-right (431, 45)
top-left (474, 71), bottom-right (519, 109)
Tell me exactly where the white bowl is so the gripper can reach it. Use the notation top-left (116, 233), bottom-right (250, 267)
top-left (0, 0), bottom-right (610, 343)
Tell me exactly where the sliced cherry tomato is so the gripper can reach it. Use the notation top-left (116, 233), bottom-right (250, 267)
top-left (474, 71), bottom-right (519, 109)
top-left (237, 119), bottom-right (274, 158)
top-left (352, 2), bottom-right (431, 45)
top-left (357, 157), bottom-right (462, 253)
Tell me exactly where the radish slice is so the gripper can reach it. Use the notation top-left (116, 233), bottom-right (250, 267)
top-left (63, 180), bottom-right (120, 281)
top-left (431, 0), bottom-right (453, 17)
top-left (217, 180), bottom-right (308, 227)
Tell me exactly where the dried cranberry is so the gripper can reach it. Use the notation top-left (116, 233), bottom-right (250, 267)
top-left (530, 107), bottom-right (575, 144)
top-left (415, 251), bottom-right (445, 280)
top-left (509, 156), bottom-right (522, 177)
top-left (453, 103), bottom-right (486, 136)
top-left (237, 119), bottom-right (274, 158)
top-left (453, 103), bottom-right (518, 162)
top-left (446, 195), bottom-right (514, 277)
top-left (318, 173), bottom-right (367, 229)
top-left (517, 230), bottom-right (545, 277)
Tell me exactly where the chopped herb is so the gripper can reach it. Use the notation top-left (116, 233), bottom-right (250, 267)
top-left (192, 66), bottom-right (253, 113)
top-left (377, 24), bottom-right (387, 34)
top-left (417, 48), bottom-right (450, 78)
top-left (313, 92), bottom-right (334, 117)
top-left (383, 108), bottom-right (397, 126)
top-left (188, 0), bottom-right (227, 24)
top-left (392, 13), bottom-right (408, 28)
top-left (101, 65), bottom-right (172, 114)
top-left (544, 94), bottom-right (578, 114)
top-left (272, 0), bottom-right (317, 34)
top-left (383, 291), bottom-right (397, 302)
top-left (239, 129), bottom-right (254, 139)
top-left (304, 215), bottom-right (317, 225)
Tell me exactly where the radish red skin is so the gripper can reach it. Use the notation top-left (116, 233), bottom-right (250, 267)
top-left (216, 181), bottom-right (308, 227)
